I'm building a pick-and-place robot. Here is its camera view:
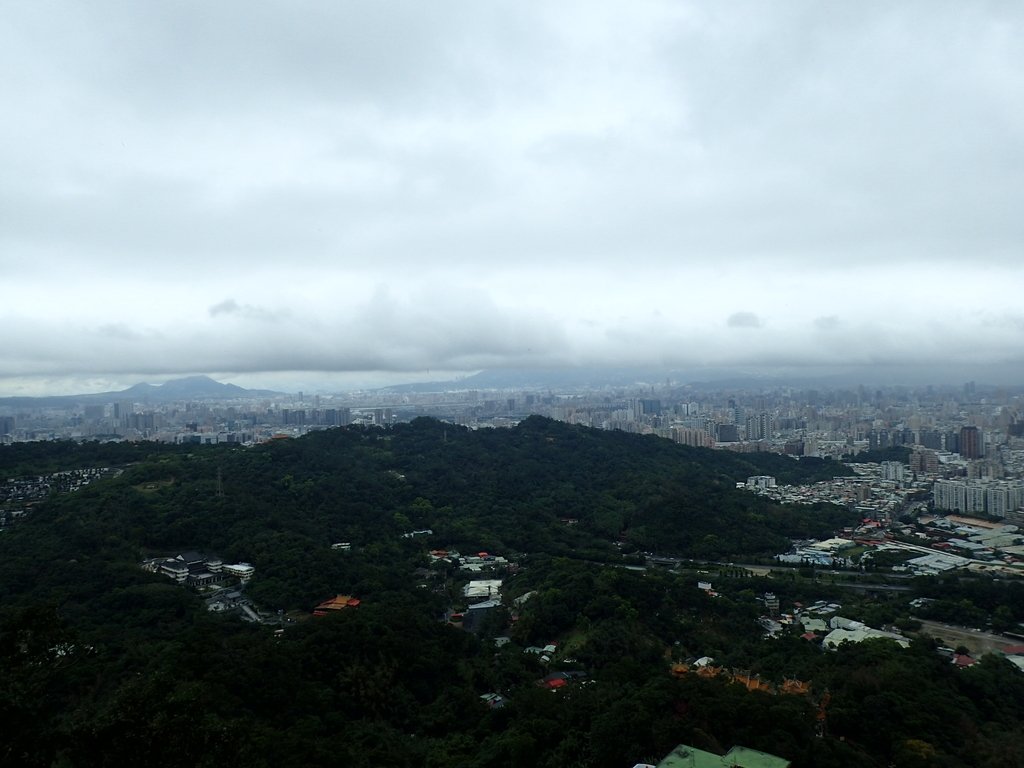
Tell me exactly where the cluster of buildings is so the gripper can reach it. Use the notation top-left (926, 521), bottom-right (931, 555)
top-left (5, 378), bottom-right (1023, 467)
top-left (776, 510), bottom-right (1024, 577)
top-left (776, 536), bottom-right (862, 568)
top-left (774, 514), bottom-right (1024, 577)
top-left (140, 551), bottom-right (274, 622)
top-left (418, 546), bottom-right (518, 633)
top-left (5, 385), bottom-right (1024, 559)
top-left (817, 616), bottom-right (910, 650)
top-left (747, 440), bottom-right (1024, 528)
top-left (0, 395), bottom-right (361, 444)
top-left (756, 594), bottom-right (910, 649)
top-left (453, 577), bottom-right (504, 633)
top-left (764, 592), bottom-right (1024, 676)
top-left (143, 551), bottom-right (255, 588)
top-left (428, 547), bottom-right (514, 575)
top-left (527, 383), bottom-right (1024, 467)
top-left (933, 478), bottom-right (1024, 517)
top-left (752, 444), bottom-right (1024, 577)
top-left (1, 467), bottom-right (121, 526)
top-left (894, 515), bottom-right (1024, 575)
top-left (770, 597), bottom-right (914, 653)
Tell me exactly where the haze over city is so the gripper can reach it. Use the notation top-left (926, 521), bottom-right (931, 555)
top-left (4, 2), bottom-right (1023, 396)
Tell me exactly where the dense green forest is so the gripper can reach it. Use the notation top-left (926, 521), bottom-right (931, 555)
top-left (2, 418), bottom-right (1023, 767)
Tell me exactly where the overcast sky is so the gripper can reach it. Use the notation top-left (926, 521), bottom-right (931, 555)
top-left (3, 1), bottom-right (1023, 395)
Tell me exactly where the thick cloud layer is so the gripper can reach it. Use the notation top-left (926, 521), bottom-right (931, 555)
top-left (3, 1), bottom-right (1023, 393)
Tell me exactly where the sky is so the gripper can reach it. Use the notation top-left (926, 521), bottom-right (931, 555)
top-left (3, 1), bottom-right (1024, 395)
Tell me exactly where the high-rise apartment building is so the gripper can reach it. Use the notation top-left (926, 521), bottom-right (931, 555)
top-left (960, 426), bottom-right (982, 459)
top-left (881, 461), bottom-right (905, 482)
top-left (744, 412), bottom-right (773, 441)
top-left (910, 449), bottom-right (939, 475)
top-left (933, 479), bottom-right (1023, 515)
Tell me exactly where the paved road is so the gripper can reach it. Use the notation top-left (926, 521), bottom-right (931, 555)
top-left (916, 619), bottom-right (1016, 656)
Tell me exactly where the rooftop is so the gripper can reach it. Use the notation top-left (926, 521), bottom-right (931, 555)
top-left (656, 744), bottom-right (790, 768)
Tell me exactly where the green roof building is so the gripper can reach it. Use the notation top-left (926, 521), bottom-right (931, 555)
top-left (654, 743), bottom-right (790, 768)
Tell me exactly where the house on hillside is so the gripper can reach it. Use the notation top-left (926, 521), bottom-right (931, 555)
top-left (463, 579), bottom-right (502, 601)
top-left (461, 598), bottom-right (502, 634)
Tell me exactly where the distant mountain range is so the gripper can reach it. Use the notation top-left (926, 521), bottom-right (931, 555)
top-left (377, 367), bottom-right (707, 393)
top-left (2, 363), bottom-right (1019, 408)
top-left (0, 376), bottom-right (283, 408)
top-left (380, 363), bottom-right (1023, 393)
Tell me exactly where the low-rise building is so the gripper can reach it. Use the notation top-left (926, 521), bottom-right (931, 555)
top-left (222, 562), bottom-right (255, 582)
top-left (147, 551), bottom-right (234, 587)
top-left (648, 743), bottom-right (790, 768)
top-left (463, 579), bottom-right (502, 601)
top-left (823, 626), bottom-right (909, 650)
top-left (313, 594), bottom-right (361, 615)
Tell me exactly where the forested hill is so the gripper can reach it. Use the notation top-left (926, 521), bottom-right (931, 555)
top-left (5, 419), bottom-right (1024, 768)
top-left (3, 417), bottom-right (853, 611)
top-left (358, 414), bottom-right (853, 562)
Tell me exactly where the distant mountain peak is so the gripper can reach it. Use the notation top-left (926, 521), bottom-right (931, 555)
top-left (121, 376), bottom-right (254, 399)
top-left (167, 374), bottom-right (219, 385)
top-left (0, 375), bottom-right (283, 407)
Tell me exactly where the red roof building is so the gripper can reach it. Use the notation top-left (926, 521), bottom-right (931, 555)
top-left (313, 594), bottom-right (361, 615)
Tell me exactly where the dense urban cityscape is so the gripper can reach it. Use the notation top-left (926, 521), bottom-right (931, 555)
top-left (4, 375), bottom-right (1023, 523)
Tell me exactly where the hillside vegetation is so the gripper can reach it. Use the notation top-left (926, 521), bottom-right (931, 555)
top-left (4, 419), bottom-right (1021, 767)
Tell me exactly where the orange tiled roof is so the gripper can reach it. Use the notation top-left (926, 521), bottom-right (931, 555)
top-left (695, 665), bottom-right (723, 679)
top-left (314, 594), bottom-right (361, 611)
top-left (781, 679), bottom-right (811, 695)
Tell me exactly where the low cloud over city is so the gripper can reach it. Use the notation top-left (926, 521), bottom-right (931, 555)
top-left (3, 1), bottom-right (1023, 394)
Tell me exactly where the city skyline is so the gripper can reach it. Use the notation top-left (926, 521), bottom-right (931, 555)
top-left (4, 366), bottom-right (1021, 465)
top-left (4, 2), bottom-right (1023, 397)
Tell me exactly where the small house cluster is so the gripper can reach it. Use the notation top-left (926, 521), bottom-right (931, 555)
top-left (428, 548), bottom-right (512, 574)
top-left (2, 467), bottom-right (121, 526)
top-left (429, 547), bottom-right (517, 633)
top-left (524, 642), bottom-right (559, 664)
top-left (2, 467), bottom-right (119, 505)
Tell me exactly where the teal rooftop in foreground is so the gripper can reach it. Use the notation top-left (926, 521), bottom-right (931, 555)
top-left (653, 743), bottom-right (791, 768)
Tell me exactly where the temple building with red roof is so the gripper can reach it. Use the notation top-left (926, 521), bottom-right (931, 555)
top-left (313, 594), bottom-right (361, 616)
